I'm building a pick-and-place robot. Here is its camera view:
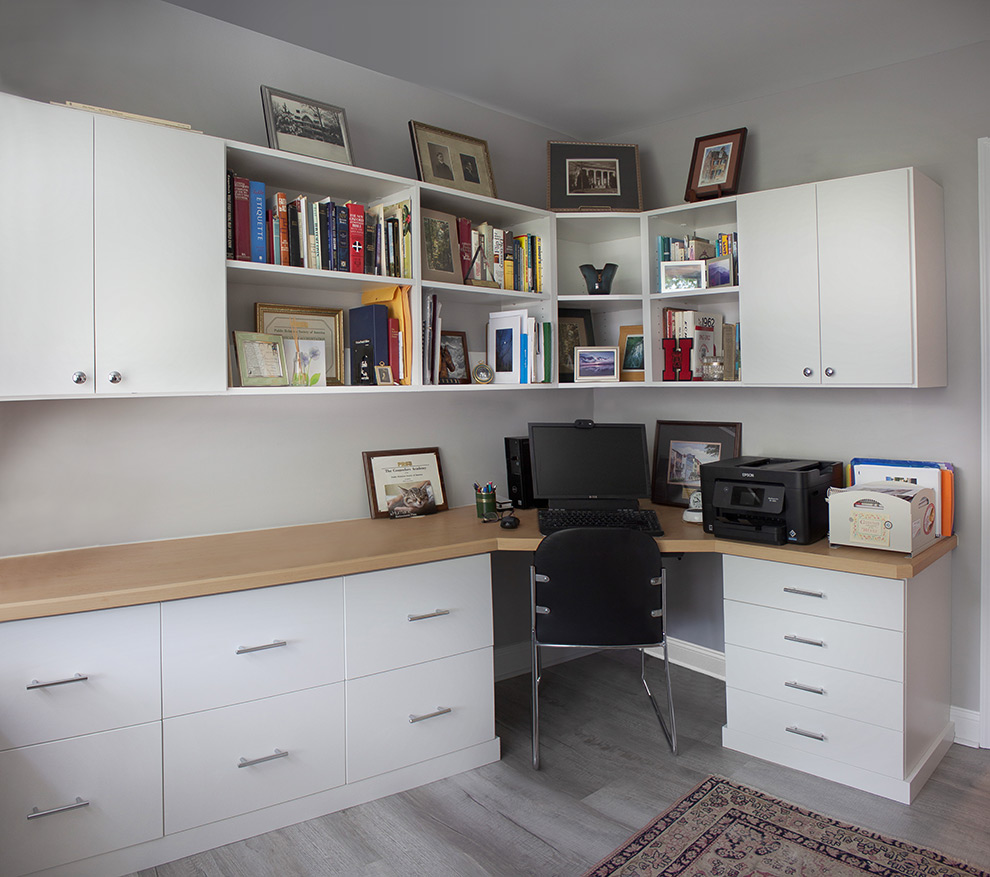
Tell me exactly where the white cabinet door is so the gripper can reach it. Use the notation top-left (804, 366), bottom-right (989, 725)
top-left (0, 94), bottom-right (95, 398)
top-left (736, 183), bottom-right (821, 384)
top-left (817, 169), bottom-right (915, 385)
top-left (94, 114), bottom-right (227, 394)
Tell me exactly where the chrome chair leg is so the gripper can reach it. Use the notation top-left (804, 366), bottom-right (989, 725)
top-left (641, 646), bottom-right (677, 754)
top-left (531, 635), bottom-right (542, 769)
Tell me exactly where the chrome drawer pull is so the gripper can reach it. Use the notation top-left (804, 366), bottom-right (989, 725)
top-left (238, 748), bottom-right (288, 768)
top-left (786, 725), bottom-right (826, 742)
top-left (783, 586), bottom-right (825, 598)
top-left (235, 640), bottom-right (287, 655)
top-left (407, 609), bottom-right (451, 622)
top-left (27, 797), bottom-right (90, 820)
top-left (785, 680), bottom-right (826, 695)
top-left (784, 634), bottom-right (825, 647)
top-left (27, 673), bottom-right (88, 690)
top-left (409, 706), bottom-right (452, 724)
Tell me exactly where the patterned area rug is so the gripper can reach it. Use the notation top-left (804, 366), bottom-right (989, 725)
top-left (582, 776), bottom-right (989, 877)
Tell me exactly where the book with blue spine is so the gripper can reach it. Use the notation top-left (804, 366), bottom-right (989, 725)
top-left (348, 304), bottom-right (390, 386)
top-left (249, 180), bottom-right (266, 263)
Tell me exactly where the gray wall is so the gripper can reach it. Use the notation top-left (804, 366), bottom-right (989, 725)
top-left (0, 1), bottom-right (986, 713)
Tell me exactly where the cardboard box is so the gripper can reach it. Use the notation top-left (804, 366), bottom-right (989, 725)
top-left (827, 482), bottom-right (938, 554)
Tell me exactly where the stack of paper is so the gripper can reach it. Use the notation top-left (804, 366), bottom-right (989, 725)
top-left (849, 457), bottom-right (954, 537)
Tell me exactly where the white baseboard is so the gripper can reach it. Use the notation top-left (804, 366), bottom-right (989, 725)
top-left (494, 641), bottom-right (596, 681)
top-left (950, 706), bottom-right (982, 748)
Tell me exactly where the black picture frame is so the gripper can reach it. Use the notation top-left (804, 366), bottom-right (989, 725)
top-left (547, 141), bottom-right (643, 212)
top-left (260, 86), bottom-right (352, 165)
top-left (651, 420), bottom-right (742, 507)
top-left (557, 308), bottom-right (596, 383)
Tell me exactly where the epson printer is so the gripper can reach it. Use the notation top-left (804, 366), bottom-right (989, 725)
top-left (700, 456), bottom-right (842, 545)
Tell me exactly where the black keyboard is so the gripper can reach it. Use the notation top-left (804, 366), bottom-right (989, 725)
top-left (538, 507), bottom-right (664, 537)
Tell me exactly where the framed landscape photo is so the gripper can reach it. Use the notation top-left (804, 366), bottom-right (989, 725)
top-left (707, 256), bottom-right (734, 288)
top-left (409, 121), bottom-right (497, 198)
top-left (233, 331), bottom-right (288, 387)
top-left (255, 303), bottom-right (345, 386)
top-left (261, 86), bottom-right (352, 165)
top-left (651, 420), bottom-right (742, 507)
top-left (362, 447), bottom-right (448, 519)
top-left (685, 127), bottom-right (747, 202)
top-left (660, 260), bottom-right (707, 292)
top-left (438, 330), bottom-right (471, 384)
top-left (487, 310), bottom-right (525, 384)
top-left (421, 208), bottom-right (461, 283)
top-left (557, 308), bottom-right (596, 382)
top-left (547, 141), bottom-right (642, 212)
top-left (618, 325), bottom-right (645, 382)
top-left (574, 346), bottom-right (619, 383)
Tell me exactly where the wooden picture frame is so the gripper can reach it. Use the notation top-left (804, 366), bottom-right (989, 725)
top-left (547, 141), bottom-right (642, 212)
top-left (574, 346), bottom-right (619, 382)
top-left (556, 308), bottom-right (596, 383)
top-left (255, 303), bottom-right (345, 386)
top-left (233, 331), bottom-right (288, 387)
top-left (618, 325), bottom-right (645, 382)
top-left (651, 420), bottom-right (742, 507)
top-left (685, 127), bottom-right (747, 202)
top-left (409, 121), bottom-right (497, 198)
top-left (421, 208), bottom-right (461, 284)
top-left (438, 330), bottom-right (471, 384)
top-left (362, 447), bottom-right (448, 519)
top-left (374, 365), bottom-right (395, 386)
top-left (260, 86), bottom-right (352, 165)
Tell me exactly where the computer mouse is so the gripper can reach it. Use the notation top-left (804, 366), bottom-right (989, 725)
top-left (500, 515), bottom-right (520, 529)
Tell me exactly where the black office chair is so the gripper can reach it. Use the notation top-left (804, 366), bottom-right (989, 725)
top-left (530, 527), bottom-right (676, 769)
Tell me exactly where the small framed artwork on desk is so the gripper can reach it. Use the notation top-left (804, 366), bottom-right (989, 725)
top-left (652, 420), bottom-right (741, 507)
top-left (362, 447), bottom-right (449, 519)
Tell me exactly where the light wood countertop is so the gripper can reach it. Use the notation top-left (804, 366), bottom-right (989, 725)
top-left (0, 503), bottom-right (957, 623)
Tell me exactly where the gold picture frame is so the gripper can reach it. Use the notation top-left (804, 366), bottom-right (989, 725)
top-left (409, 121), bottom-right (497, 198)
top-left (618, 325), bottom-right (645, 382)
top-left (255, 303), bottom-right (345, 386)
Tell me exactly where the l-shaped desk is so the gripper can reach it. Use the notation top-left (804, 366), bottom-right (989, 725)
top-left (0, 504), bottom-right (957, 877)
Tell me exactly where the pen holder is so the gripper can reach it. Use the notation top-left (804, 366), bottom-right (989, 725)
top-left (475, 491), bottom-right (496, 518)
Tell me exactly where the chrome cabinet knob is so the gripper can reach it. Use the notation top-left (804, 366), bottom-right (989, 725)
top-left (802, 367), bottom-right (813, 377)
top-left (824, 367), bottom-right (835, 377)
top-left (71, 371), bottom-right (87, 385)
top-left (108, 371), bottom-right (122, 384)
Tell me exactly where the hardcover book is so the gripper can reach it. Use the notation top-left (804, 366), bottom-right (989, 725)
top-left (267, 191), bottom-right (289, 267)
top-left (249, 180), bottom-right (266, 263)
top-left (232, 175), bottom-right (251, 261)
top-left (349, 304), bottom-right (390, 386)
top-left (334, 205), bottom-right (349, 272)
top-left (347, 202), bottom-right (365, 273)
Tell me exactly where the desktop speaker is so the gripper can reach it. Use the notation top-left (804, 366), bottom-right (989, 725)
top-left (504, 436), bottom-right (544, 509)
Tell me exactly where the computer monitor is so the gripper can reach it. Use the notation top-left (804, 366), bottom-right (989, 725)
top-left (527, 420), bottom-right (651, 509)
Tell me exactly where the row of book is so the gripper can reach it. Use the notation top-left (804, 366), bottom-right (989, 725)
top-left (661, 307), bottom-right (740, 381)
top-left (457, 218), bottom-right (544, 293)
top-left (227, 172), bottom-right (412, 279)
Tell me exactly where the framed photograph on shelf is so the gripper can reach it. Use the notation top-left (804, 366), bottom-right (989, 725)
top-left (618, 325), bottom-right (645, 382)
top-left (362, 447), bottom-right (449, 519)
top-left (233, 331), bottom-right (288, 387)
top-left (546, 141), bottom-right (642, 212)
top-left (707, 256), bottom-right (734, 288)
top-left (409, 121), bottom-right (497, 198)
top-left (651, 420), bottom-right (742, 507)
top-left (487, 310), bottom-right (525, 384)
top-left (255, 303), bottom-right (345, 386)
top-left (438, 330), bottom-right (471, 384)
top-left (557, 308), bottom-right (596, 383)
top-left (574, 347), bottom-right (619, 383)
top-left (660, 260), bottom-right (707, 292)
top-left (374, 365), bottom-right (395, 386)
top-left (260, 86), bottom-right (352, 165)
top-left (421, 208), bottom-right (461, 284)
top-left (684, 127), bottom-right (747, 202)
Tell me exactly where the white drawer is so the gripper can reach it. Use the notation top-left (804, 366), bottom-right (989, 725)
top-left (726, 688), bottom-right (903, 778)
top-left (0, 722), bottom-right (163, 877)
top-left (163, 683), bottom-right (345, 834)
top-left (724, 599), bottom-right (903, 681)
top-left (345, 554), bottom-right (492, 678)
top-left (723, 555), bottom-right (904, 630)
top-left (0, 603), bottom-right (161, 751)
top-left (346, 647), bottom-right (495, 783)
top-left (725, 644), bottom-right (903, 730)
top-left (162, 578), bottom-right (344, 716)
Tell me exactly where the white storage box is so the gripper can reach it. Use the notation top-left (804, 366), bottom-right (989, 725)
top-left (827, 482), bottom-right (937, 554)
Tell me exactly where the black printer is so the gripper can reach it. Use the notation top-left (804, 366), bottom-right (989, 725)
top-left (700, 456), bottom-right (842, 545)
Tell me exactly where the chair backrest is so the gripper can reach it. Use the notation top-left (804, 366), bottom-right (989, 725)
top-left (532, 527), bottom-right (664, 648)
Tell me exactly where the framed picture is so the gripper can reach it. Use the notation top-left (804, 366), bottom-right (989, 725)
top-left (685, 127), bottom-right (747, 202)
top-left (255, 303), bottom-right (345, 386)
top-left (260, 86), bottom-right (352, 165)
top-left (557, 308), bottom-right (596, 383)
top-left (409, 121), bottom-right (497, 198)
top-left (487, 309), bottom-right (526, 384)
top-left (618, 325), bottom-right (645, 382)
top-left (660, 260), bottom-right (707, 292)
top-left (651, 420), bottom-right (742, 507)
top-left (707, 256), bottom-right (734, 288)
top-left (233, 331), bottom-right (288, 387)
top-left (438, 330), bottom-right (471, 384)
top-left (546, 141), bottom-right (643, 212)
top-left (373, 365), bottom-right (395, 386)
top-left (362, 447), bottom-right (449, 519)
top-left (421, 208), bottom-right (461, 284)
top-left (574, 346), bottom-right (619, 383)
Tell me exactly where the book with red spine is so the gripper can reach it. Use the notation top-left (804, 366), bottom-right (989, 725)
top-left (267, 191), bottom-right (289, 266)
top-left (456, 217), bottom-right (473, 284)
top-left (347, 202), bottom-right (365, 273)
top-left (388, 317), bottom-right (401, 383)
top-left (232, 175), bottom-right (251, 261)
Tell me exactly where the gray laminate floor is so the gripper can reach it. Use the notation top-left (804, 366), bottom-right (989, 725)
top-left (132, 652), bottom-right (990, 876)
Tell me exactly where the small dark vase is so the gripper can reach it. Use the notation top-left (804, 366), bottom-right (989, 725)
top-left (580, 262), bottom-right (618, 295)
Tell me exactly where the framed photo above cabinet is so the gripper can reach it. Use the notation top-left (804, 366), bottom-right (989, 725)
top-left (547, 141), bottom-right (642, 212)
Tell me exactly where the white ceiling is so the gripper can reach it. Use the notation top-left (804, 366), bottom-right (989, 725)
top-left (165, 0), bottom-right (990, 140)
